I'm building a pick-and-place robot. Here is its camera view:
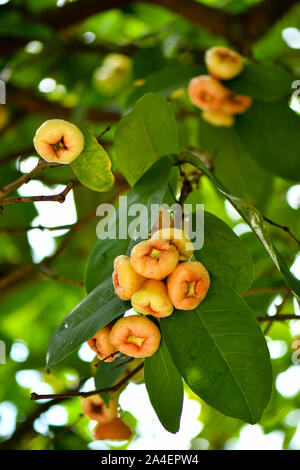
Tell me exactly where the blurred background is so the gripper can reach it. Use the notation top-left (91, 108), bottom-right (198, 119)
top-left (0, 0), bottom-right (300, 450)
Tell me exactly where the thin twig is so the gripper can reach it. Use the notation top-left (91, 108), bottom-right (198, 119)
top-left (0, 223), bottom-right (78, 234)
top-left (39, 268), bottom-right (84, 288)
top-left (43, 211), bottom-right (95, 265)
top-left (0, 180), bottom-right (128, 292)
top-left (111, 358), bottom-right (134, 370)
top-left (0, 211), bottom-right (96, 291)
top-left (263, 292), bottom-right (292, 334)
top-left (0, 264), bottom-right (35, 291)
top-left (31, 362), bottom-right (144, 401)
top-left (263, 216), bottom-right (300, 247)
top-left (0, 160), bottom-right (58, 198)
top-left (94, 352), bottom-right (120, 367)
top-left (257, 313), bottom-right (299, 323)
top-left (0, 181), bottom-right (74, 207)
top-left (96, 126), bottom-right (111, 144)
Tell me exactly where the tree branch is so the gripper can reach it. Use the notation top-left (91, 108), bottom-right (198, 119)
top-left (0, 178), bottom-right (128, 293)
top-left (39, 268), bottom-right (84, 288)
top-left (0, 222), bottom-right (79, 234)
top-left (263, 216), bottom-right (300, 247)
top-left (0, 181), bottom-right (74, 207)
top-left (1, 360), bottom-right (143, 448)
top-left (31, 362), bottom-right (144, 401)
top-left (35, 0), bottom-right (131, 31)
top-left (263, 291), bottom-right (292, 334)
top-left (1, 0), bottom-right (298, 56)
top-left (0, 159), bottom-right (58, 199)
top-left (0, 211), bottom-right (96, 292)
top-left (0, 34), bottom-right (138, 57)
top-left (0, 264), bottom-right (35, 291)
top-left (27, 0), bottom-right (300, 52)
top-left (257, 313), bottom-right (299, 322)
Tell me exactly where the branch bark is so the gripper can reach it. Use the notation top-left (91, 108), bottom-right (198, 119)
top-left (31, 362), bottom-right (144, 401)
top-left (39, 268), bottom-right (84, 288)
top-left (0, 211), bottom-right (96, 292)
top-left (28, 0), bottom-right (300, 52)
top-left (0, 361), bottom-right (143, 448)
top-left (35, 0), bottom-right (131, 31)
top-left (0, 181), bottom-right (74, 207)
top-left (257, 313), bottom-right (299, 322)
top-left (0, 222), bottom-right (79, 234)
top-left (1, 0), bottom-right (298, 55)
top-left (263, 215), bottom-right (300, 247)
top-left (0, 159), bottom-right (57, 198)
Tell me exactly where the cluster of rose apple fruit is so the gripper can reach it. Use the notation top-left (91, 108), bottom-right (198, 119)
top-left (187, 46), bottom-right (252, 127)
top-left (81, 226), bottom-right (210, 440)
top-left (86, 227), bottom-right (210, 364)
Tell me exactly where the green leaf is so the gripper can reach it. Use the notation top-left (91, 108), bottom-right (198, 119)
top-left (94, 357), bottom-right (129, 404)
top-left (71, 128), bottom-right (115, 192)
top-left (227, 63), bottom-right (291, 100)
top-left (85, 155), bottom-right (176, 293)
top-left (94, 357), bottom-right (128, 390)
top-left (197, 120), bottom-right (272, 207)
top-left (145, 336), bottom-right (183, 433)
top-left (236, 101), bottom-right (300, 181)
top-left (161, 275), bottom-right (273, 423)
top-left (180, 151), bottom-right (300, 301)
top-left (46, 278), bottom-right (128, 368)
top-left (114, 93), bottom-right (179, 186)
top-left (127, 64), bottom-right (205, 108)
top-left (195, 211), bottom-right (254, 294)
